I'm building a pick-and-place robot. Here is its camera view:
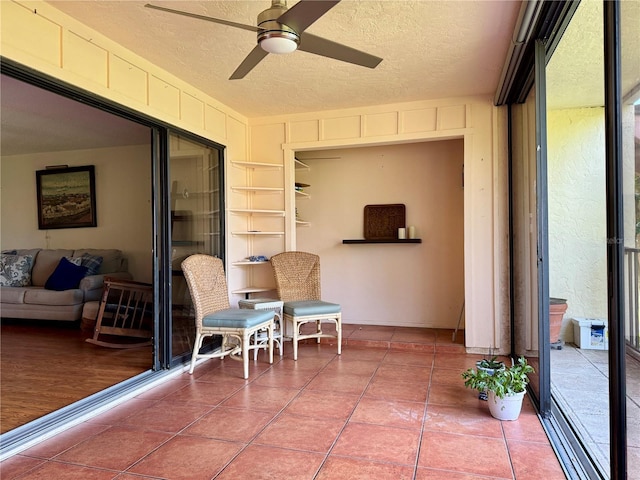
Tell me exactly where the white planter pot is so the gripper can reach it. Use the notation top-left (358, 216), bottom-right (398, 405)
top-left (487, 390), bottom-right (525, 421)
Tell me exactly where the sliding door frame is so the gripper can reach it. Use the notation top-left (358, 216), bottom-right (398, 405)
top-left (603, 2), bottom-right (627, 478)
top-left (504, 2), bottom-right (628, 478)
top-left (534, 38), bottom-right (551, 416)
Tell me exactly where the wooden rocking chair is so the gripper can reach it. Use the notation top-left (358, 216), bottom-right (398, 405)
top-left (86, 277), bottom-right (153, 348)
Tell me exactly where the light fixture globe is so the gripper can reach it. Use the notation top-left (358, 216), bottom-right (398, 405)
top-left (256, 1), bottom-right (299, 55)
top-left (259, 30), bottom-right (299, 54)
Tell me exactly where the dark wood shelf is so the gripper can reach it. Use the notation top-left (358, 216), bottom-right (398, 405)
top-left (342, 239), bottom-right (422, 244)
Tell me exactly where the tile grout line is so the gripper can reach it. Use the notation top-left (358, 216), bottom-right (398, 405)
top-left (309, 346), bottom-right (391, 479)
top-left (411, 349), bottom-right (437, 480)
top-left (211, 353), bottom-right (331, 478)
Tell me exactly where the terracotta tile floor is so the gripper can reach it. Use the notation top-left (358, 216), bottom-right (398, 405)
top-left (1, 325), bottom-right (566, 479)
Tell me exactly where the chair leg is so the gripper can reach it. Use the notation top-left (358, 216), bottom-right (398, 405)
top-left (316, 320), bottom-right (321, 344)
top-left (268, 320), bottom-right (274, 364)
top-left (293, 318), bottom-right (299, 361)
top-left (189, 333), bottom-right (203, 374)
top-left (241, 329), bottom-right (250, 379)
top-left (277, 320), bottom-right (284, 357)
top-left (220, 334), bottom-right (227, 357)
top-left (252, 330), bottom-right (259, 361)
top-left (336, 315), bottom-right (342, 355)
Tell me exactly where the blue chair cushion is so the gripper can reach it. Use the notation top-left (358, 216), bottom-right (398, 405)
top-left (283, 300), bottom-right (341, 316)
top-left (202, 308), bottom-right (274, 328)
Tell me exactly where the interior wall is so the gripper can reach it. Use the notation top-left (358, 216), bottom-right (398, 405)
top-left (0, 144), bottom-right (153, 282)
top-left (547, 107), bottom-right (607, 342)
top-left (296, 141), bottom-right (464, 328)
top-left (248, 97), bottom-right (509, 352)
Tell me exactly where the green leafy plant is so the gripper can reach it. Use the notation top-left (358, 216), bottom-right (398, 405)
top-left (477, 356), bottom-right (504, 370)
top-left (462, 356), bottom-right (534, 399)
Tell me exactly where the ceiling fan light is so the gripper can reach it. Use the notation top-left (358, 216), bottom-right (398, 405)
top-left (259, 32), bottom-right (299, 54)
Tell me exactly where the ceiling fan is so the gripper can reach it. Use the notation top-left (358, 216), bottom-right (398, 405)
top-left (144, 0), bottom-right (382, 80)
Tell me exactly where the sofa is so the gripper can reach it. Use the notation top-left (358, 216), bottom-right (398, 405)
top-left (0, 248), bottom-right (132, 321)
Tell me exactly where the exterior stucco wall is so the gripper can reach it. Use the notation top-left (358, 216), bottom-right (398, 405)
top-left (547, 107), bottom-right (607, 341)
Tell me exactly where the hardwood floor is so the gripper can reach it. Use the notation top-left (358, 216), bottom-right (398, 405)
top-left (0, 320), bottom-right (151, 433)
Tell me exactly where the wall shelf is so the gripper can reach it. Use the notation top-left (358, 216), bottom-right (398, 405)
top-left (342, 239), bottom-right (422, 244)
top-left (231, 287), bottom-right (274, 299)
top-left (229, 208), bottom-right (285, 216)
top-left (231, 186), bottom-right (284, 193)
top-left (231, 161), bottom-right (282, 169)
top-left (232, 260), bottom-right (270, 266)
top-left (232, 231), bottom-right (284, 236)
top-left (294, 158), bottom-right (310, 170)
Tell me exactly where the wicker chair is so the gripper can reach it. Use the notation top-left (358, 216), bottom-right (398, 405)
top-left (270, 251), bottom-right (342, 360)
top-left (181, 254), bottom-right (274, 378)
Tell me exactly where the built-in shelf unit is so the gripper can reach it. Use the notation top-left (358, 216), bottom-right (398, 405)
top-left (229, 160), bottom-right (284, 298)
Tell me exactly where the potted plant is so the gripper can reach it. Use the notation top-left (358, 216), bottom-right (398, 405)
top-left (461, 356), bottom-right (535, 420)
top-left (475, 355), bottom-right (505, 400)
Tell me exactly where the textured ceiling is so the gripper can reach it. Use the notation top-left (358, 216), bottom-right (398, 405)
top-left (547, 1), bottom-right (639, 110)
top-left (46, 0), bottom-right (522, 118)
top-left (547, 0), bottom-right (604, 110)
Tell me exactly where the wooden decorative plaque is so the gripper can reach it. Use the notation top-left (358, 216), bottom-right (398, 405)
top-left (363, 204), bottom-right (406, 240)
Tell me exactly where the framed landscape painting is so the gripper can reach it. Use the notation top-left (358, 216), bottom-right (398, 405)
top-left (36, 165), bottom-right (97, 229)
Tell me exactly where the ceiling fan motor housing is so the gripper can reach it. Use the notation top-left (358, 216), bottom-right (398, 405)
top-left (257, 0), bottom-right (299, 53)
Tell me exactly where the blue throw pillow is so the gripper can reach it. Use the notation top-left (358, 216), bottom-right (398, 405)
top-left (80, 253), bottom-right (103, 276)
top-left (44, 257), bottom-right (89, 291)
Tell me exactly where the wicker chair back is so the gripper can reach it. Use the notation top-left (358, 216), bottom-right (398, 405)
top-left (180, 254), bottom-right (230, 329)
top-left (270, 251), bottom-right (321, 302)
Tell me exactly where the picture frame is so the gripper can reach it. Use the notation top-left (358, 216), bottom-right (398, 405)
top-left (36, 165), bottom-right (97, 229)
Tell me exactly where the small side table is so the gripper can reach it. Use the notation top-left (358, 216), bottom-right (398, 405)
top-left (238, 298), bottom-right (284, 359)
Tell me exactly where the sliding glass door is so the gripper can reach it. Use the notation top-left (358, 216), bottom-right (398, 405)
top-left (619, 2), bottom-right (640, 476)
top-left (546, 3), bottom-right (610, 475)
top-left (168, 133), bottom-right (224, 362)
top-left (0, 61), bottom-right (225, 455)
top-left (509, 2), bottom-right (636, 478)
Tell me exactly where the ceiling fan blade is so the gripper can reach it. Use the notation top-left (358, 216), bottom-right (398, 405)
top-left (276, 0), bottom-right (341, 34)
top-left (298, 33), bottom-right (382, 69)
top-left (230, 46), bottom-right (269, 80)
top-left (145, 4), bottom-right (259, 33)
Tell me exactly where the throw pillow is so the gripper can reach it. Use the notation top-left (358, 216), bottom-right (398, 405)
top-left (65, 256), bottom-right (83, 266)
top-left (0, 254), bottom-right (34, 287)
top-left (80, 253), bottom-right (103, 276)
top-left (44, 257), bottom-right (89, 291)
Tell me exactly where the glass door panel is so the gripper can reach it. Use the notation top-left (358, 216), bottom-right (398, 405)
top-left (169, 133), bottom-right (222, 359)
top-left (621, 0), bottom-right (640, 474)
top-left (546, 2), bottom-right (610, 476)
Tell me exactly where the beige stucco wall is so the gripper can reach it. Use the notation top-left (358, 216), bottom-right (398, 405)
top-left (547, 107), bottom-right (608, 342)
top-left (547, 104), bottom-right (638, 343)
top-left (0, 145), bottom-right (153, 282)
top-left (1, 0), bottom-right (510, 352)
